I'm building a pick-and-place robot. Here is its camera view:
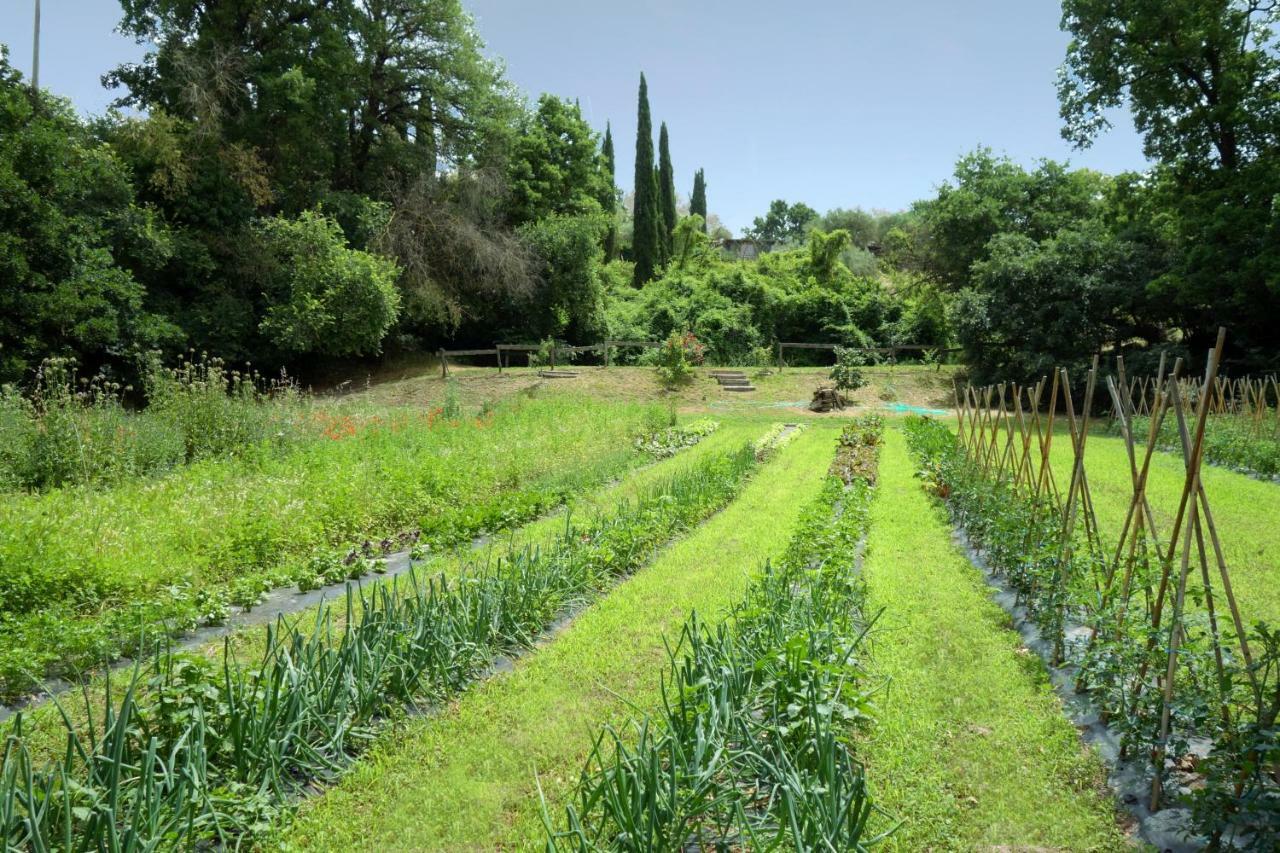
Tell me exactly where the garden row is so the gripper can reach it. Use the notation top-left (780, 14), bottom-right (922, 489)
top-left (545, 418), bottom-right (885, 849)
top-left (0, 394), bottom-right (714, 703)
top-left (921, 348), bottom-right (1280, 848)
top-left (0, 424), bottom-right (795, 849)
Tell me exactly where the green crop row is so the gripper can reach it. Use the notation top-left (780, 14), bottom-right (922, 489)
top-left (546, 417), bottom-right (888, 851)
top-left (1132, 412), bottom-right (1280, 480)
top-left (0, 436), bottom-right (768, 850)
top-left (903, 414), bottom-right (1280, 847)
top-left (0, 395), bottom-right (668, 701)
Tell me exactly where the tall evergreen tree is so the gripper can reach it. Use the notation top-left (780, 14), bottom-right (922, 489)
top-left (600, 122), bottom-right (618, 259)
top-left (658, 122), bottom-right (677, 253)
top-left (653, 165), bottom-right (668, 264)
top-left (632, 73), bottom-right (659, 285)
top-left (690, 168), bottom-right (707, 232)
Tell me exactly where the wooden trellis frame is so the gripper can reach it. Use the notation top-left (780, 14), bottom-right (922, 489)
top-left (952, 329), bottom-right (1261, 816)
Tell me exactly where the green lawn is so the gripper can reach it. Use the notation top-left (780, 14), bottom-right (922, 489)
top-left (279, 425), bottom-right (837, 850)
top-left (858, 427), bottom-right (1130, 850)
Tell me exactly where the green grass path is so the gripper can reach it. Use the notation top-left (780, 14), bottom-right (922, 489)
top-left (859, 428), bottom-right (1130, 851)
top-left (1045, 430), bottom-right (1280, 625)
top-left (279, 426), bottom-right (835, 851)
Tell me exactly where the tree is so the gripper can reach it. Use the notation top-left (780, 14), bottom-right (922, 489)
top-left (518, 212), bottom-right (608, 342)
top-left (506, 94), bottom-right (608, 226)
top-left (1059, 0), bottom-right (1280, 364)
top-left (110, 0), bottom-right (519, 201)
top-left (913, 149), bottom-right (1107, 290)
top-left (600, 122), bottom-right (618, 259)
top-left (743, 199), bottom-right (818, 246)
top-left (658, 121), bottom-right (677, 253)
top-left (954, 221), bottom-right (1149, 383)
top-left (256, 210), bottom-right (401, 357)
top-left (632, 73), bottom-right (660, 285)
top-left (690, 169), bottom-right (707, 232)
top-left (1059, 0), bottom-right (1280, 171)
top-left (0, 52), bottom-right (176, 383)
top-left (816, 208), bottom-right (876, 247)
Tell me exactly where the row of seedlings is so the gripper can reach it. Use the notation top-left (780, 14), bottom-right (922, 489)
top-left (0, 430), bottom-right (798, 850)
top-left (545, 417), bottom-right (889, 851)
top-left (910, 328), bottom-right (1279, 848)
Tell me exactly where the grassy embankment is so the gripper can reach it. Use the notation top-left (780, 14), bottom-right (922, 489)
top-left (344, 359), bottom-right (959, 416)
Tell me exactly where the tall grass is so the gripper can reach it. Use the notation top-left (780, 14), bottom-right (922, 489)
top-left (0, 393), bottom-right (664, 701)
top-left (0, 355), bottom-right (304, 492)
top-left (0, 443), bottom-right (764, 850)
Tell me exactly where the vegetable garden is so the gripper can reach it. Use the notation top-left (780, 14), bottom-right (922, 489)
top-left (3, 345), bottom-right (1279, 850)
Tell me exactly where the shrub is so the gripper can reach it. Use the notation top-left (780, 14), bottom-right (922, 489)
top-left (830, 346), bottom-right (868, 395)
top-left (655, 331), bottom-right (704, 388)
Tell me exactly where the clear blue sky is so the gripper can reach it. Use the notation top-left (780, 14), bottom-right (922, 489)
top-left (3, 0), bottom-right (1149, 234)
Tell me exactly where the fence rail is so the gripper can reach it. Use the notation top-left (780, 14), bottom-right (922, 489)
top-left (437, 339), bottom-right (667, 377)
top-left (436, 340), bottom-right (962, 377)
top-left (776, 342), bottom-right (960, 370)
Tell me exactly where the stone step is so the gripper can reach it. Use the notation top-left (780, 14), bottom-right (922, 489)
top-left (717, 377), bottom-right (752, 386)
top-left (723, 385), bottom-right (756, 393)
top-left (709, 369), bottom-right (746, 376)
top-left (537, 370), bottom-right (578, 378)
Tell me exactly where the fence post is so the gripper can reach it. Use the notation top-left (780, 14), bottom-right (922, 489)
top-left (438, 348), bottom-right (447, 378)
top-left (605, 339), bottom-right (612, 369)
top-left (496, 344), bottom-right (503, 374)
top-left (777, 341), bottom-right (784, 372)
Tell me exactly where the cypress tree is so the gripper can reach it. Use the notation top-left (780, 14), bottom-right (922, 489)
top-left (600, 122), bottom-right (617, 260)
top-left (653, 166), bottom-right (668, 264)
top-left (632, 73), bottom-right (659, 286)
top-left (690, 168), bottom-right (707, 232)
top-left (658, 122), bottom-right (677, 253)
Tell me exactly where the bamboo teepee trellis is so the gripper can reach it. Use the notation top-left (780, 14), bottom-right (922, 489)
top-left (952, 329), bottom-right (1263, 817)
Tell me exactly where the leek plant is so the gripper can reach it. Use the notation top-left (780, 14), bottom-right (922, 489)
top-left (0, 441), bottom-right (772, 850)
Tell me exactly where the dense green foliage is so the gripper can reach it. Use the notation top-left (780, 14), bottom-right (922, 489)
top-left (0, 53), bottom-right (176, 381)
top-left (605, 224), bottom-right (949, 364)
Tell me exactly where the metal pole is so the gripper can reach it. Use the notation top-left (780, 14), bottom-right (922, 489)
top-left (32, 0), bottom-right (41, 93)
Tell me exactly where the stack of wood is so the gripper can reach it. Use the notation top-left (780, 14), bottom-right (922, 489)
top-left (809, 386), bottom-right (848, 412)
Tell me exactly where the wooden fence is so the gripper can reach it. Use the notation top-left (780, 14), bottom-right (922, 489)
top-left (775, 342), bottom-right (960, 370)
top-left (438, 340), bottom-right (963, 378)
top-left (437, 340), bottom-right (663, 377)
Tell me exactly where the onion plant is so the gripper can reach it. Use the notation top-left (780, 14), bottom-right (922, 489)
top-left (0, 440), bottom-right (775, 850)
